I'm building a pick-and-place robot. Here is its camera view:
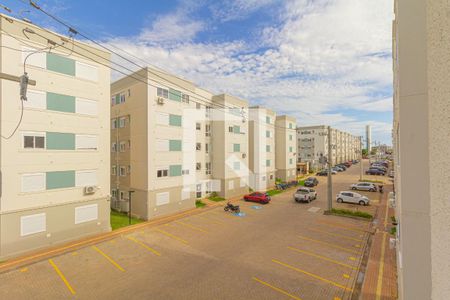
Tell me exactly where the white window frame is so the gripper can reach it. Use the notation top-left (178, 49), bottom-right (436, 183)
top-left (119, 141), bottom-right (126, 152)
top-left (157, 87), bottom-right (169, 99)
top-left (112, 165), bottom-right (117, 175)
top-left (119, 166), bottom-right (127, 177)
top-left (156, 192), bottom-right (170, 206)
top-left (76, 135), bottom-right (97, 150)
top-left (21, 172), bottom-right (46, 193)
top-left (157, 167), bottom-right (169, 178)
top-left (75, 204), bottom-right (98, 224)
top-left (24, 89), bottom-right (46, 109)
top-left (75, 170), bottom-right (97, 187)
top-left (156, 112), bottom-right (169, 126)
top-left (119, 117), bottom-right (127, 128)
top-left (22, 131), bottom-right (45, 149)
top-left (20, 213), bottom-right (46, 236)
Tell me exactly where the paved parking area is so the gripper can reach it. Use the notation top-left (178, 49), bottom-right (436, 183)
top-left (0, 163), bottom-right (380, 300)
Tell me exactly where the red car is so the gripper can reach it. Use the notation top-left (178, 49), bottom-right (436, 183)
top-left (243, 192), bottom-right (271, 204)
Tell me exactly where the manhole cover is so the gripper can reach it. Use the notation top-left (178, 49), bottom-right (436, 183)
top-left (308, 207), bottom-right (321, 213)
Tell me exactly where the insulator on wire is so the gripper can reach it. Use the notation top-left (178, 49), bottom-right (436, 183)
top-left (20, 73), bottom-right (29, 101)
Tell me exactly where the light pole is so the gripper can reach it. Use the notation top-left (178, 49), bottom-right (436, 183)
top-left (327, 126), bottom-right (333, 212)
top-left (128, 190), bottom-right (135, 225)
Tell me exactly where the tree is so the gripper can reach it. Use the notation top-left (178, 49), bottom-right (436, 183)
top-left (362, 149), bottom-right (368, 156)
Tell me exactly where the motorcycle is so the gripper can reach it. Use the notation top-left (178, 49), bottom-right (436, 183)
top-left (224, 202), bottom-right (240, 213)
top-left (378, 185), bottom-right (384, 193)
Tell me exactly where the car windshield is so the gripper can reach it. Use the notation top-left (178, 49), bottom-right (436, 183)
top-left (297, 189), bottom-right (309, 194)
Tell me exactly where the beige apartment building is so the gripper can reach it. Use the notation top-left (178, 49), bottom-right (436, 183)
top-left (275, 115), bottom-right (297, 181)
top-left (0, 15), bottom-right (111, 259)
top-left (248, 106), bottom-right (276, 191)
top-left (296, 125), bottom-right (360, 170)
top-left (111, 68), bottom-right (250, 219)
top-left (393, 0), bottom-right (450, 299)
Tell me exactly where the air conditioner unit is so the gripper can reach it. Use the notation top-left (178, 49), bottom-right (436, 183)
top-left (242, 153), bottom-right (247, 158)
top-left (157, 97), bottom-right (165, 105)
top-left (84, 186), bottom-right (97, 195)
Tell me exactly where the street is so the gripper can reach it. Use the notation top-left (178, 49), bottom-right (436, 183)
top-left (0, 160), bottom-right (391, 300)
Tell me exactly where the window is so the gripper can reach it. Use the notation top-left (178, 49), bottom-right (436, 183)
top-left (112, 166), bottom-right (116, 175)
top-left (112, 119), bottom-right (118, 129)
top-left (156, 112), bottom-right (169, 125)
top-left (169, 88), bottom-right (181, 102)
top-left (182, 169), bottom-right (190, 175)
top-left (205, 124), bottom-right (211, 137)
top-left (233, 125), bottom-right (240, 134)
top-left (46, 171), bottom-right (75, 190)
top-left (196, 123), bottom-right (201, 130)
top-left (75, 204), bottom-right (98, 224)
top-left (266, 130), bottom-right (271, 138)
top-left (262, 176), bottom-right (266, 181)
top-left (289, 158), bottom-right (293, 165)
top-left (233, 143), bottom-right (240, 152)
top-left (196, 184), bottom-right (202, 198)
top-left (289, 146), bottom-right (293, 153)
top-left (289, 123), bottom-right (293, 129)
top-left (205, 106), bottom-right (211, 118)
top-left (169, 165), bottom-right (182, 176)
top-left (266, 145), bottom-right (270, 152)
top-left (46, 132), bottom-right (75, 150)
top-left (196, 163), bottom-right (201, 171)
top-left (20, 213), bottom-right (46, 236)
top-left (156, 139), bottom-right (169, 152)
top-left (228, 180), bottom-right (234, 190)
top-left (127, 165), bottom-right (131, 174)
top-left (111, 143), bottom-right (117, 152)
top-left (229, 126), bottom-right (234, 133)
top-left (206, 162), bottom-right (212, 175)
top-left (196, 143), bottom-right (202, 151)
top-left (157, 87), bottom-right (169, 98)
top-left (119, 117), bottom-right (127, 128)
top-left (233, 161), bottom-right (240, 170)
top-left (182, 94), bottom-right (189, 104)
top-left (75, 61), bottom-right (98, 81)
top-left (181, 187), bottom-right (190, 200)
top-left (25, 90), bottom-right (46, 109)
top-left (23, 132), bottom-right (45, 149)
top-left (156, 192), bottom-right (170, 206)
top-left (76, 135), bottom-right (97, 150)
top-left (119, 141), bottom-right (126, 152)
top-left (289, 135), bottom-right (293, 141)
top-left (111, 189), bottom-right (118, 199)
top-left (120, 93), bottom-right (126, 104)
top-left (169, 114), bottom-right (182, 126)
top-left (266, 116), bottom-right (271, 124)
top-left (119, 166), bottom-right (126, 177)
top-left (75, 170), bottom-right (97, 187)
top-left (205, 143), bottom-right (209, 154)
top-left (157, 167), bottom-right (169, 178)
top-left (270, 174), bottom-right (274, 180)
top-left (21, 173), bottom-right (45, 193)
top-left (196, 103), bottom-right (201, 109)
top-left (169, 140), bottom-right (182, 151)
top-left (266, 160), bottom-right (271, 167)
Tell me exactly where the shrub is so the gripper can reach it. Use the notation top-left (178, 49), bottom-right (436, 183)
top-left (195, 200), bottom-right (206, 208)
top-left (331, 208), bottom-right (373, 219)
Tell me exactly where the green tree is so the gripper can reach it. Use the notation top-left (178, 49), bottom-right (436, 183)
top-left (362, 149), bottom-right (368, 156)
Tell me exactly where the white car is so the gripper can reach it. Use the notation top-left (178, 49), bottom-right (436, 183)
top-left (336, 191), bottom-right (370, 206)
top-left (294, 187), bottom-right (317, 203)
top-left (350, 182), bottom-right (377, 192)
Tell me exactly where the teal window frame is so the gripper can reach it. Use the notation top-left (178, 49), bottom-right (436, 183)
top-left (46, 92), bottom-right (76, 113)
top-left (266, 160), bottom-right (271, 167)
top-left (233, 125), bottom-right (240, 134)
top-left (46, 170), bottom-right (75, 190)
top-left (233, 143), bottom-right (240, 152)
top-left (169, 140), bottom-right (182, 151)
top-left (169, 114), bottom-right (182, 126)
top-left (169, 165), bottom-right (182, 177)
top-left (46, 53), bottom-right (76, 76)
top-left (266, 145), bottom-right (270, 152)
top-left (46, 132), bottom-right (75, 150)
top-left (169, 88), bottom-right (182, 102)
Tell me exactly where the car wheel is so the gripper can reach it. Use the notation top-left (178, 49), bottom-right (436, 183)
top-left (308, 198), bottom-right (311, 203)
top-left (224, 207), bottom-right (229, 211)
top-left (369, 188), bottom-right (375, 192)
top-left (337, 198), bottom-right (343, 203)
top-left (351, 187), bottom-right (356, 190)
top-left (359, 200), bottom-right (366, 206)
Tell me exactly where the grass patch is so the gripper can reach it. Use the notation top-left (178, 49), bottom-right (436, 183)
top-left (298, 180), bottom-right (305, 186)
top-left (359, 179), bottom-right (385, 184)
top-left (266, 189), bottom-right (283, 196)
top-left (390, 226), bottom-right (397, 235)
top-left (208, 196), bottom-right (225, 202)
top-left (331, 208), bottom-right (373, 219)
top-left (110, 210), bottom-right (143, 231)
top-left (196, 200), bottom-right (206, 208)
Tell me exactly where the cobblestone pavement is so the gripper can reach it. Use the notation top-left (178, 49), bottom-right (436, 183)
top-left (0, 161), bottom-right (396, 300)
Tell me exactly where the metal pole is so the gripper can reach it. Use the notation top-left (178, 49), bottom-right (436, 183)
top-left (327, 126), bottom-right (333, 212)
top-left (360, 137), bottom-right (363, 181)
top-left (128, 190), bottom-right (135, 225)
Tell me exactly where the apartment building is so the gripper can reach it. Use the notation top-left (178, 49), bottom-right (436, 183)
top-left (211, 94), bottom-right (249, 199)
top-left (248, 106), bottom-right (276, 191)
top-left (111, 68), bottom-right (250, 219)
top-left (393, 0), bottom-right (450, 299)
top-left (275, 115), bottom-right (297, 181)
top-left (297, 125), bottom-right (360, 170)
top-left (0, 16), bottom-right (111, 259)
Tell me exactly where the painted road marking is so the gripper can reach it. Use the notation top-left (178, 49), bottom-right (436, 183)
top-left (272, 259), bottom-right (352, 291)
top-left (349, 257), bottom-right (357, 261)
top-left (155, 228), bottom-right (188, 244)
top-left (71, 252), bottom-right (78, 256)
top-left (317, 220), bottom-right (368, 233)
top-left (376, 232), bottom-right (388, 300)
top-left (175, 221), bottom-right (208, 233)
top-left (297, 235), bottom-right (361, 255)
top-left (343, 274), bottom-right (350, 279)
top-left (49, 259), bottom-right (76, 295)
top-left (287, 246), bottom-right (357, 270)
top-left (308, 228), bottom-right (364, 242)
top-left (92, 246), bottom-right (125, 272)
top-left (127, 236), bottom-right (161, 256)
top-left (195, 215), bottom-right (223, 225)
top-left (20, 267), bottom-right (28, 272)
top-left (252, 277), bottom-right (302, 300)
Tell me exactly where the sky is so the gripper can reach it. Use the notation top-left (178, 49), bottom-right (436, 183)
top-left (3, 0), bottom-right (394, 145)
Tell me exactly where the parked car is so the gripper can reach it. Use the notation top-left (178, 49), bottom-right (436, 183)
top-left (366, 168), bottom-right (385, 175)
top-left (371, 164), bottom-right (388, 172)
top-left (304, 177), bottom-right (319, 187)
top-left (243, 192), bottom-right (271, 204)
top-left (388, 170), bottom-right (394, 178)
top-left (343, 162), bottom-right (352, 167)
top-left (350, 182), bottom-right (377, 192)
top-left (316, 170), bottom-right (337, 176)
top-left (336, 191), bottom-right (370, 206)
top-left (294, 187), bottom-right (317, 203)
top-left (336, 164), bottom-right (347, 170)
top-left (332, 166), bottom-right (344, 172)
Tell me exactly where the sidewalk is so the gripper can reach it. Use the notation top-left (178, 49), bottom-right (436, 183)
top-left (360, 183), bottom-right (397, 299)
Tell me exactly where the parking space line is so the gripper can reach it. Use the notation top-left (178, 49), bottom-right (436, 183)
top-left (272, 259), bottom-right (352, 292)
top-left (316, 220), bottom-right (368, 233)
top-left (252, 277), bottom-right (302, 300)
top-left (195, 215), bottom-right (223, 225)
top-left (297, 235), bottom-right (361, 255)
top-left (175, 221), bottom-right (208, 233)
top-left (375, 232), bottom-right (388, 300)
top-left (287, 246), bottom-right (357, 270)
top-left (308, 228), bottom-right (364, 242)
top-left (48, 259), bottom-right (76, 295)
top-left (154, 228), bottom-right (188, 244)
top-left (92, 246), bottom-right (125, 272)
top-left (126, 236), bottom-right (161, 256)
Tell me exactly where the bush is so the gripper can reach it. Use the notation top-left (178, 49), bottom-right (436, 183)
top-left (331, 208), bottom-right (373, 219)
top-left (195, 200), bottom-right (206, 208)
top-left (266, 189), bottom-right (283, 196)
top-left (390, 227), bottom-right (397, 235)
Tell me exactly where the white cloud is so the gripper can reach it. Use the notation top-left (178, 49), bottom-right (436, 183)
top-left (106, 0), bottom-right (394, 143)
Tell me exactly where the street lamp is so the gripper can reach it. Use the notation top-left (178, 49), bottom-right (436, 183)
top-left (128, 190), bottom-right (135, 225)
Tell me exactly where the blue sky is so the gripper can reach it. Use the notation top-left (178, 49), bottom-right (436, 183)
top-left (3, 0), bottom-right (394, 145)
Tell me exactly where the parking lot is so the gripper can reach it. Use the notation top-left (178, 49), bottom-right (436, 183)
top-left (0, 162), bottom-right (384, 300)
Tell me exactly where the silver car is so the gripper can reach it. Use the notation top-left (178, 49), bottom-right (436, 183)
top-left (294, 187), bottom-right (317, 203)
top-left (350, 182), bottom-right (377, 192)
top-left (336, 191), bottom-right (370, 206)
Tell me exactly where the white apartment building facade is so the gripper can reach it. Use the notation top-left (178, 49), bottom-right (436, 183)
top-left (393, 0), bottom-right (450, 299)
top-left (248, 106), bottom-right (276, 191)
top-left (297, 125), bottom-right (360, 170)
top-left (275, 115), bottom-right (297, 182)
top-left (0, 16), bottom-right (111, 259)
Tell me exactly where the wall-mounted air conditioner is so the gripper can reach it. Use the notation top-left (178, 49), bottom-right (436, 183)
top-left (157, 97), bottom-right (165, 105)
top-left (84, 186), bottom-right (97, 195)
